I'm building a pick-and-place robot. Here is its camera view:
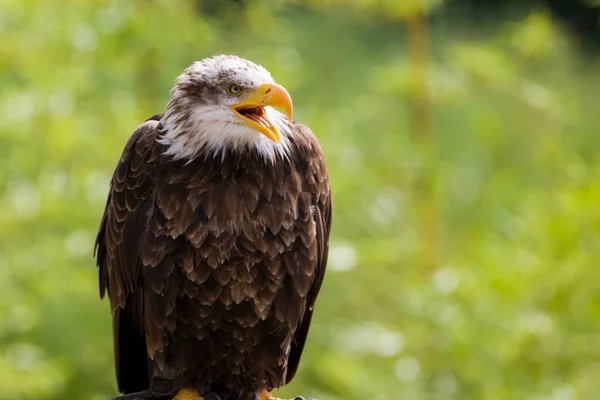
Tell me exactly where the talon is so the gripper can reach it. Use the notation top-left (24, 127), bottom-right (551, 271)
top-left (157, 389), bottom-right (181, 400)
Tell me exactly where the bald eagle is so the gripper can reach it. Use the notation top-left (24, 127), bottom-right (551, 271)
top-left (95, 55), bottom-right (331, 400)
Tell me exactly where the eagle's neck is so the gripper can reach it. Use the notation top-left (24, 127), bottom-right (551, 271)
top-left (157, 98), bottom-right (293, 164)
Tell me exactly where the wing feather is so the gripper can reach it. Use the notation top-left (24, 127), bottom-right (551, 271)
top-left (285, 124), bottom-right (332, 384)
top-left (94, 114), bottom-right (163, 393)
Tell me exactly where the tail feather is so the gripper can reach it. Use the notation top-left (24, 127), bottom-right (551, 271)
top-left (113, 289), bottom-right (150, 393)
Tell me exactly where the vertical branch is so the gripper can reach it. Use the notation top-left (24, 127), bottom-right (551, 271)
top-left (407, 10), bottom-right (437, 274)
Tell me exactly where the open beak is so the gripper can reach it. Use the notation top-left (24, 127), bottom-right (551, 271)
top-left (231, 83), bottom-right (293, 143)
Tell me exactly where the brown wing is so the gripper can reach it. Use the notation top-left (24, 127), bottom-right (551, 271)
top-left (285, 124), bottom-right (332, 383)
top-left (95, 114), bottom-right (163, 393)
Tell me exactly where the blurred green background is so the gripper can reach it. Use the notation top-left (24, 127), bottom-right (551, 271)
top-left (2, 0), bottom-right (600, 399)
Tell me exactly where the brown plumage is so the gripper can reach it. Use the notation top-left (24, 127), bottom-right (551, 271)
top-left (95, 56), bottom-right (331, 400)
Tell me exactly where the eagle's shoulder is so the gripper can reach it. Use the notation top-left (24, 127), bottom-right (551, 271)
top-left (289, 122), bottom-right (329, 195)
top-left (290, 122), bottom-right (323, 149)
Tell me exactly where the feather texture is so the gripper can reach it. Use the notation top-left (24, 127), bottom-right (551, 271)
top-left (95, 115), bottom-right (331, 400)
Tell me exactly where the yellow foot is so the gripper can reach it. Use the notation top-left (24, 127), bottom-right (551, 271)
top-left (173, 388), bottom-right (204, 400)
top-left (257, 389), bottom-right (309, 400)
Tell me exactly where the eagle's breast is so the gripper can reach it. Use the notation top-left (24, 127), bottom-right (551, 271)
top-left (140, 145), bottom-right (318, 385)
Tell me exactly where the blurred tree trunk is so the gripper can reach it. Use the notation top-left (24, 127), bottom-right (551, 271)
top-left (407, 9), bottom-right (437, 275)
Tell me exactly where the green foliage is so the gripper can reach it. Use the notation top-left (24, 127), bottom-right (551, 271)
top-left (1, 1), bottom-right (599, 399)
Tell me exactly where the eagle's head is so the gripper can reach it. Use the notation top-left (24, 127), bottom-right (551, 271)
top-left (159, 55), bottom-right (294, 161)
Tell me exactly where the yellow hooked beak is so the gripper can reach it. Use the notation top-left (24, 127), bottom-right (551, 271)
top-left (231, 83), bottom-right (293, 143)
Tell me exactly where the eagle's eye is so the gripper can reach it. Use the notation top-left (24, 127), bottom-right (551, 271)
top-left (227, 84), bottom-right (244, 96)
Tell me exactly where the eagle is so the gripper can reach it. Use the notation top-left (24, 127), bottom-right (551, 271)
top-left (94, 55), bottom-right (332, 400)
